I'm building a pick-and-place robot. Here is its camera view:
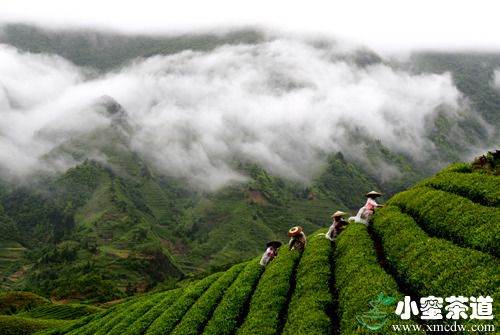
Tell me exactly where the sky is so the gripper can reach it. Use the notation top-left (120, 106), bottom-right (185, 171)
top-left (0, 0), bottom-right (499, 53)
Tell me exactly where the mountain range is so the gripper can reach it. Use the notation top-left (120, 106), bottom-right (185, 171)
top-left (0, 23), bottom-right (498, 302)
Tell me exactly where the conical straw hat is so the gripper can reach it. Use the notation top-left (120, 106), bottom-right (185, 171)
top-left (288, 226), bottom-right (303, 237)
top-left (266, 241), bottom-right (282, 248)
top-left (365, 191), bottom-right (382, 198)
top-left (331, 211), bottom-right (347, 218)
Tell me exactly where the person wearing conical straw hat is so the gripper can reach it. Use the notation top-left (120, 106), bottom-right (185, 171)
top-left (326, 211), bottom-right (349, 241)
top-left (349, 191), bottom-right (384, 225)
top-left (288, 226), bottom-right (307, 251)
top-left (260, 241), bottom-right (282, 266)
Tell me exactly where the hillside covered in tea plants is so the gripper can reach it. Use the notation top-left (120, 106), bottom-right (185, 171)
top-left (1, 24), bottom-right (500, 303)
top-left (1, 154), bottom-right (496, 334)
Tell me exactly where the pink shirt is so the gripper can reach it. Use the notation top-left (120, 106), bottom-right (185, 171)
top-left (266, 247), bottom-right (276, 258)
top-left (260, 247), bottom-right (276, 266)
top-left (365, 198), bottom-right (378, 211)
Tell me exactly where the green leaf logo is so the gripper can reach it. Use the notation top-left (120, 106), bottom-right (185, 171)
top-left (356, 292), bottom-right (396, 331)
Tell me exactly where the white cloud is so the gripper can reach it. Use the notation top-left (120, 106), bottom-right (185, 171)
top-left (0, 45), bottom-right (109, 177)
top-left (0, 38), bottom-right (468, 189)
top-left (494, 69), bottom-right (500, 90)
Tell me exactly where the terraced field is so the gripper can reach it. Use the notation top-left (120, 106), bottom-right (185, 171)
top-left (20, 304), bottom-right (103, 320)
top-left (2, 161), bottom-right (497, 334)
top-left (0, 240), bottom-right (26, 289)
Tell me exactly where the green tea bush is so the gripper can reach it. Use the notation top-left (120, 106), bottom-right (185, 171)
top-left (106, 292), bottom-right (168, 335)
top-left (282, 229), bottom-right (332, 335)
top-left (93, 296), bottom-right (154, 335)
top-left (236, 247), bottom-right (301, 335)
top-left (203, 258), bottom-right (263, 335)
top-left (65, 309), bottom-right (115, 335)
top-left (145, 273), bottom-right (222, 335)
top-left (0, 315), bottom-right (70, 335)
top-left (439, 162), bottom-right (473, 174)
top-left (419, 172), bottom-right (499, 207)
top-left (123, 288), bottom-right (181, 335)
top-left (0, 291), bottom-right (50, 315)
top-left (373, 206), bottom-right (499, 301)
top-left (334, 223), bottom-right (414, 334)
top-left (66, 296), bottom-right (140, 335)
top-left (34, 314), bottom-right (99, 335)
top-left (21, 304), bottom-right (101, 320)
top-left (389, 187), bottom-right (500, 256)
top-left (171, 263), bottom-right (246, 335)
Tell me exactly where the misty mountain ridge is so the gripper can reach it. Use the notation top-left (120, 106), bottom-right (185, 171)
top-left (1, 23), bottom-right (498, 189)
top-left (0, 23), bottom-right (266, 71)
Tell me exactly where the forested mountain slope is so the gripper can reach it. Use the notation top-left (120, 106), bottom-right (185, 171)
top-left (1, 24), bottom-right (499, 303)
top-left (12, 155), bottom-right (496, 335)
top-left (0, 97), bottom-right (383, 300)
